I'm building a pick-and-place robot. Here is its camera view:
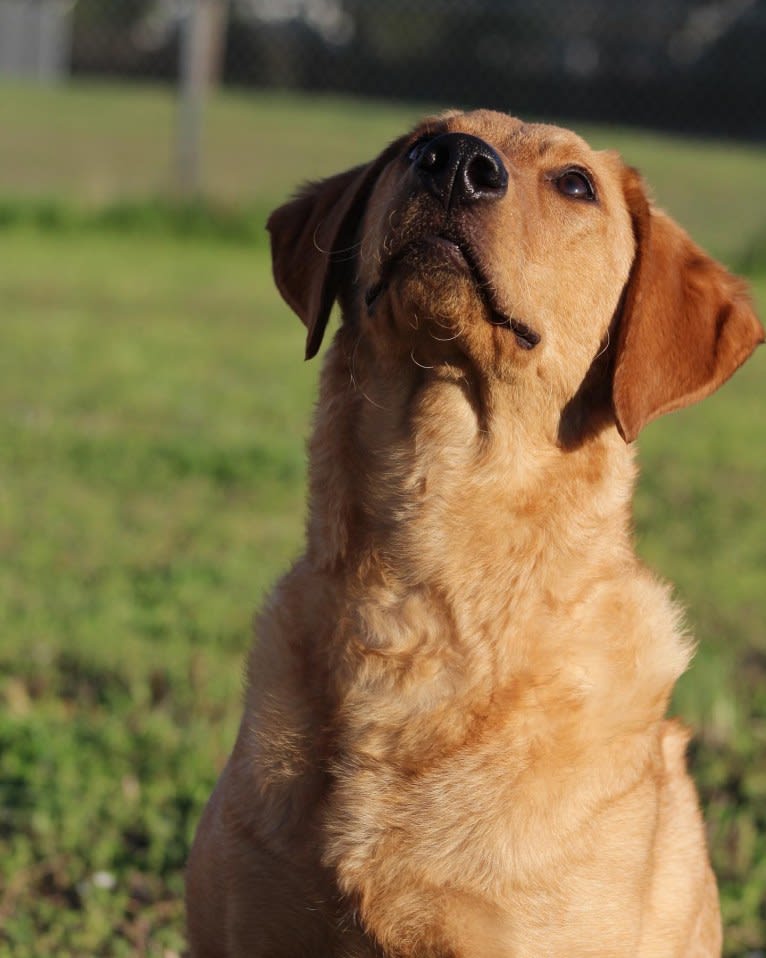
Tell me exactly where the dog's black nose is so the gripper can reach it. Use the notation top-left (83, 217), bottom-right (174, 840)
top-left (413, 133), bottom-right (508, 208)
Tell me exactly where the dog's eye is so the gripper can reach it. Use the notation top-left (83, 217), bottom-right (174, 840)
top-left (407, 135), bottom-right (433, 163)
top-left (554, 169), bottom-right (596, 201)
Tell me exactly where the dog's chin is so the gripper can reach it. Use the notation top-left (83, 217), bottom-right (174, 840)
top-left (367, 237), bottom-right (541, 354)
top-left (364, 237), bottom-right (466, 301)
top-left (377, 261), bottom-right (482, 356)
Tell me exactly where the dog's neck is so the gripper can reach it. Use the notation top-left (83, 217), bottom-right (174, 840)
top-left (307, 332), bottom-right (636, 595)
top-left (296, 331), bottom-right (688, 746)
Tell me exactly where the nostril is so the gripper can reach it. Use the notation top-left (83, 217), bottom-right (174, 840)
top-left (466, 154), bottom-right (506, 192)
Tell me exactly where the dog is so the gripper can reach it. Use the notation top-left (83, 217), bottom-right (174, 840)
top-left (185, 109), bottom-right (763, 957)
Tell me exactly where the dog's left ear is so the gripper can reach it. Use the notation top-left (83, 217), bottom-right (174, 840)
top-left (613, 169), bottom-right (764, 443)
top-left (267, 136), bottom-right (406, 360)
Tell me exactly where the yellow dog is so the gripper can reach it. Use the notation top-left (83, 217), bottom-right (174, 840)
top-left (187, 110), bottom-right (763, 957)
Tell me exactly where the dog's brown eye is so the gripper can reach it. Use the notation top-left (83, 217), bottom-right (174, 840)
top-left (555, 169), bottom-right (596, 201)
top-left (407, 136), bottom-right (433, 163)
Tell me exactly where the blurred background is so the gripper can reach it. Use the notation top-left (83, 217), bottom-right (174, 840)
top-left (0, 1), bottom-right (764, 956)
top-left (3, 0), bottom-right (766, 134)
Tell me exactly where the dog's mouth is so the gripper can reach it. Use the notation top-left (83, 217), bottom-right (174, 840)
top-left (365, 235), bottom-right (540, 352)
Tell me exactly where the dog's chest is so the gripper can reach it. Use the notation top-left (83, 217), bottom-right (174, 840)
top-left (326, 660), bottom-right (598, 871)
top-left (322, 712), bottom-right (656, 956)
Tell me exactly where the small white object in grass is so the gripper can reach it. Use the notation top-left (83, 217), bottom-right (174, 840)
top-left (91, 871), bottom-right (117, 891)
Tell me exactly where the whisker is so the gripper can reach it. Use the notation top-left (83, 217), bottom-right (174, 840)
top-left (410, 349), bottom-right (435, 370)
top-left (593, 328), bottom-right (611, 362)
top-left (430, 328), bottom-right (462, 342)
top-left (312, 223), bottom-right (364, 256)
top-left (349, 336), bottom-right (389, 410)
top-left (432, 316), bottom-right (454, 331)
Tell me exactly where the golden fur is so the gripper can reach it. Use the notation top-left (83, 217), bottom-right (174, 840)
top-left (186, 110), bottom-right (763, 957)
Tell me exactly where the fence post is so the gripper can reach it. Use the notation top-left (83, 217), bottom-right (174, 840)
top-left (176, 0), bottom-right (228, 197)
top-left (0, 0), bottom-right (72, 82)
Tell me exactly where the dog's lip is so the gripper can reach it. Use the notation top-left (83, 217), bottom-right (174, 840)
top-left (366, 234), bottom-right (541, 351)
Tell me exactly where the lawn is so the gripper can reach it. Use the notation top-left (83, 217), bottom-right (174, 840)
top-left (0, 82), bottom-right (764, 956)
top-left (2, 81), bottom-right (766, 265)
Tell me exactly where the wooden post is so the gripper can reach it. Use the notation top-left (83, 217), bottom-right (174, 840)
top-left (176, 0), bottom-right (228, 197)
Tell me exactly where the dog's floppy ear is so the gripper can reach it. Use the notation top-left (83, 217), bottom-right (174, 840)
top-left (267, 137), bottom-right (406, 360)
top-left (612, 169), bottom-right (764, 443)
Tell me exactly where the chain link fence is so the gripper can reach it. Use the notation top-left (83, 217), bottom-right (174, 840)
top-left (1, 0), bottom-right (765, 139)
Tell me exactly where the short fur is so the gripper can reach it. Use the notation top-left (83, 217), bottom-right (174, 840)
top-left (186, 110), bottom-right (763, 958)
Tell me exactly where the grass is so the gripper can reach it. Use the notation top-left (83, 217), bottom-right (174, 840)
top-left (0, 230), bottom-right (314, 956)
top-left (1, 80), bottom-right (766, 265)
top-left (0, 83), bottom-right (425, 208)
top-left (0, 81), bottom-right (764, 956)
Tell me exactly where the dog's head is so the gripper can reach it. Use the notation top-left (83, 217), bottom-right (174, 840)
top-left (268, 110), bottom-right (762, 443)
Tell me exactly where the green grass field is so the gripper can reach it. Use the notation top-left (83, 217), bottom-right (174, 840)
top-left (0, 82), bottom-right (764, 956)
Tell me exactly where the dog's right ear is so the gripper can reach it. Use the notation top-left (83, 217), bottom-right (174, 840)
top-left (267, 137), bottom-right (406, 360)
top-left (612, 168), bottom-right (764, 442)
